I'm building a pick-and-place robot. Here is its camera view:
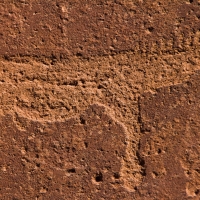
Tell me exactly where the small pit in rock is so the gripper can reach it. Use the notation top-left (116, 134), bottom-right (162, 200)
top-left (95, 172), bottom-right (103, 182)
top-left (67, 168), bottom-right (76, 173)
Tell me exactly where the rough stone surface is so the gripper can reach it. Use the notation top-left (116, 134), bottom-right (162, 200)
top-left (139, 72), bottom-right (200, 199)
top-left (1, 0), bottom-right (200, 58)
top-left (0, 0), bottom-right (200, 199)
top-left (0, 104), bottom-right (133, 199)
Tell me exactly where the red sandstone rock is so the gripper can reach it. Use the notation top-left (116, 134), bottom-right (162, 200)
top-left (0, 1), bottom-right (200, 58)
top-left (139, 72), bottom-right (200, 199)
top-left (0, 0), bottom-right (200, 199)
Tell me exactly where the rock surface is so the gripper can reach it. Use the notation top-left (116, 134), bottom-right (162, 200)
top-left (0, 104), bottom-right (132, 199)
top-left (0, 0), bottom-right (200, 199)
top-left (139, 72), bottom-right (200, 199)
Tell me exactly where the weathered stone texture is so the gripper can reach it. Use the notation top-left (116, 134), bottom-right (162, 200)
top-left (0, 0), bottom-right (200, 199)
top-left (139, 72), bottom-right (200, 199)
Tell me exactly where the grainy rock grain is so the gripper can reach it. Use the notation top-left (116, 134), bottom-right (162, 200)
top-left (0, 0), bottom-right (200, 199)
